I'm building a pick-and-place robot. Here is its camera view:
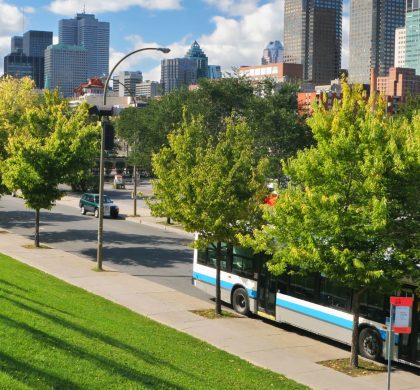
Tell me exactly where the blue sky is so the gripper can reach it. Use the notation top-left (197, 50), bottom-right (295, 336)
top-left (0, 0), bottom-right (350, 80)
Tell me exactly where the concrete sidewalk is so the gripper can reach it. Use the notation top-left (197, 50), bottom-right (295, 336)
top-left (0, 227), bottom-right (418, 389)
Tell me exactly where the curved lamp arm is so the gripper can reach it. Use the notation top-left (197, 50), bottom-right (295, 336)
top-left (103, 47), bottom-right (170, 106)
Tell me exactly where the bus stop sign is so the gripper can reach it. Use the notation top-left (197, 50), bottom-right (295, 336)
top-left (390, 296), bottom-right (414, 334)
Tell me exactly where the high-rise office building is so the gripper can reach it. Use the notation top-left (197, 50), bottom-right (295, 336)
top-left (349, 0), bottom-right (405, 84)
top-left (395, 27), bottom-right (406, 68)
top-left (44, 44), bottom-right (87, 97)
top-left (284, 0), bottom-right (342, 84)
top-left (208, 65), bottom-right (222, 79)
top-left (11, 36), bottom-right (23, 54)
top-left (59, 13), bottom-right (110, 78)
top-left (136, 81), bottom-right (161, 98)
top-left (261, 40), bottom-right (284, 65)
top-left (185, 41), bottom-right (208, 79)
top-left (161, 58), bottom-right (197, 94)
top-left (3, 30), bottom-right (52, 88)
top-left (406, 0), bottom-right (420, 74)
top-left (113, 71), bottom-right (143, 97)
top-left (23, 31), bottom-right (53, 57)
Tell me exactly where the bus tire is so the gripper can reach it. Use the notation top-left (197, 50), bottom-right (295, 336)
top-left (232, 288), bottom-right (249, 315)
top-left (359, 327), bottom-right (382, 361)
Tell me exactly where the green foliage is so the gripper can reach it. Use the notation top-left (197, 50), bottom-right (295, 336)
top-left (0, 253), bottom-right (307, 390)
top-left (242, 82), bottom-right (420, 291)
top-left (116, 77), bottom-right (312, 179)
top-left (2, 90), bottom-right (100, 211)
top-left (150, 113), bottom-right (269, 246)
top-left (0, 76), bottom-right (37, 194)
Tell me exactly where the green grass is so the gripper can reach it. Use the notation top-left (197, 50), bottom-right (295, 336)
top-left (0, 253), bottom-right (308, 390)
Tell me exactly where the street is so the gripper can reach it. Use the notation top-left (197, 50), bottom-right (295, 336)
top-left (0, 191), bottom-right (210, 302)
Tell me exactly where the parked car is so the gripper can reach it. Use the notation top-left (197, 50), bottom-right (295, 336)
top-left (79, 193), bottom-right (119, 218)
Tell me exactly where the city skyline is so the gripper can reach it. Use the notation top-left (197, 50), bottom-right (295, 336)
top-left (0, 0), bottom-right (351, 81)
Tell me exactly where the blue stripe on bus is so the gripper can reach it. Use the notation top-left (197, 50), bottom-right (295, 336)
top-left (276, 297), bottom-right (353, 329)
top-left (193, 272), bottom-right (257, 299)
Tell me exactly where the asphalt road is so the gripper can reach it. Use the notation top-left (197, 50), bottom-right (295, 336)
top-left (0, 194), bottom-right (211, 302)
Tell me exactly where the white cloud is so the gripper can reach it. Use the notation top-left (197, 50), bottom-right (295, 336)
top-left (0, 1), bottom-right (25, 35)
top-left (204, 0), bottom-right (260, 17)
top-left (48, 0), bottom-right (182, 15)
top-left (0, 36), bottom-right (10, 75)
top-left (199, 0), bottom-right (284, 71)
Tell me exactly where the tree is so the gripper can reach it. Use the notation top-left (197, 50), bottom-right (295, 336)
top-left (2, 91), bottom-right (100, 247)
top-left (0, 76), bottom-right (37, 194)
top-left (149, 113), bottom-right (269, 314)
top-left (240, 83), bottom-right (420, 368)
top-left (119, 77), bottom-right (312, 181)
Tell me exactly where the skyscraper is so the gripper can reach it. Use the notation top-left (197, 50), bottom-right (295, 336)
top-left (349, 0), bottom-right (405, 84)
top-left (405, 0), bottom-right (420, 74)
top-left (11, 36), bottom-right (23, 54)
top-left (59, 13), bottom-right (110, 78)
top-left (395, 27), bottom-right (406, 68)
top-left (113, 71), bottom-right (143, 97)
top-left (261, 40), bottom-right (284, 65)
top-left (284, 0), bottom-right (342, 84)
top-left (185, 41), bottom-right (208, 79)
top-left (3, 30), bottom-right (52, 88)
top-left (161, 58), bottom-right (197, 94)
top-left (44, 44), bottom-right (88, 97)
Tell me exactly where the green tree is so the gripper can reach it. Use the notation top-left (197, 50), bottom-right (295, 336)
top-left (0, 76), bottom-right (37, 193)
top-left (2, 91), bottom-right (100, 247)
top-left (150, 114), bottom-right (269, 314)
top-left (240, 83), bottom-right (420, 368)
top-left (119, 77), bottom-right (312, 180)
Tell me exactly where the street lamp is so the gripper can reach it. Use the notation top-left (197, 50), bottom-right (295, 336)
top-left (111, 79), bottom-right (140, 217)
top-left (97, 47), bottom-right (170, 270)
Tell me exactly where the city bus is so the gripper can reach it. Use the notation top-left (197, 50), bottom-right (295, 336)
top-left (192, 242), bottom-right (420, 368)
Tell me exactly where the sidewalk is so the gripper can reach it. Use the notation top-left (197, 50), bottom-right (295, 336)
top-left (1, 228), bottom-right (419, 389)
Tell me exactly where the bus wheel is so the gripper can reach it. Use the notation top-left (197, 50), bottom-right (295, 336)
top-left (359, 328), bottom-right (382, 361)
top-left (232, 288), bottom-right (249, 315)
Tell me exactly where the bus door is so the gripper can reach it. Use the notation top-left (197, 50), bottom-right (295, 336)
top-left (257, 264), bottom-right (277, 320)
top-left (397, 286), bottom-right (420, 365)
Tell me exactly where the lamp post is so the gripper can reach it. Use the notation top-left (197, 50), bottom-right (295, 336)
top-left (112, 78), bottom-right (139, 217)
top-left (97, 47), bottom-right (170, 271)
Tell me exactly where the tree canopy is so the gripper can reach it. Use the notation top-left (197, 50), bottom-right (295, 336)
top-left (240, 82), bottom-right (420, 367)
top-left (2, 90), bottom-right (100, 246)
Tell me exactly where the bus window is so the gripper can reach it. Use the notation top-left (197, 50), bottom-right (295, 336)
top-left (319, 278), bottom-right (351, 311)
top-left (232, 246), bottom-right (254, 278)
top-left (206, 243), bottom-right (229, 271)
top-left (360, 290), bottom-right (387, 323)
top-left (289, 274), bottom-right (317, 302)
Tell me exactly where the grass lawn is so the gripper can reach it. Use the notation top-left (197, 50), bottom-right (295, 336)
top-left (0, 253), bottom-right (308, 390)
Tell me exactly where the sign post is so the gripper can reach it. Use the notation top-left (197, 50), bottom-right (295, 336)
top-left (387, 296), bottom-right (414, 390)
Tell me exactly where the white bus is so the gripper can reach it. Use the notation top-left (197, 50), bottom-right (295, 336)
top-left (192, 242), bottom-right (420, 368)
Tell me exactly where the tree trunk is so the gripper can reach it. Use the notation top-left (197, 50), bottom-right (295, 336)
top-left (350, 289), bottom-right (361, 368)
top-left (133, 164), bottom-right (138, 216)
top-left (215, 241), bottom-right (222, 315)
top-left (34, 209), bottom-right (40, 248)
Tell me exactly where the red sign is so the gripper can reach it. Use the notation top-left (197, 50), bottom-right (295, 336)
top-left (390, 297), bottom-right (414, 307)
top-left (390, 296), bottom-right (414, 334)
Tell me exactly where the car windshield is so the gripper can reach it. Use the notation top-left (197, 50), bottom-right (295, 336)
top-left (93, 195), bottom-right (113, 204)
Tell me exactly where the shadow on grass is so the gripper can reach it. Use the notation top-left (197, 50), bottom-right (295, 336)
top-left (0, 278), bottom-right (29, 293)
top-left (0, 350), bottom-right (83, 389)
top-left (0, 312), bottom-right (185, 389)
top-left (0, 286), bottom-right (75, 318)
top-left (1, 295), bottom-right (198, 383)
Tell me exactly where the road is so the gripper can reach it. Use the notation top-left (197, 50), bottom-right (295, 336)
top-left (0, 192), bottom-right (211, 302)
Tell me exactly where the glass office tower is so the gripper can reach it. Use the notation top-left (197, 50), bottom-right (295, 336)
top-left (349, 0), bottom-right (405, 84)
top-left (405, 0), bottom-right (420, 74)
top-left (284, 0), bottom-right (342, 84)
